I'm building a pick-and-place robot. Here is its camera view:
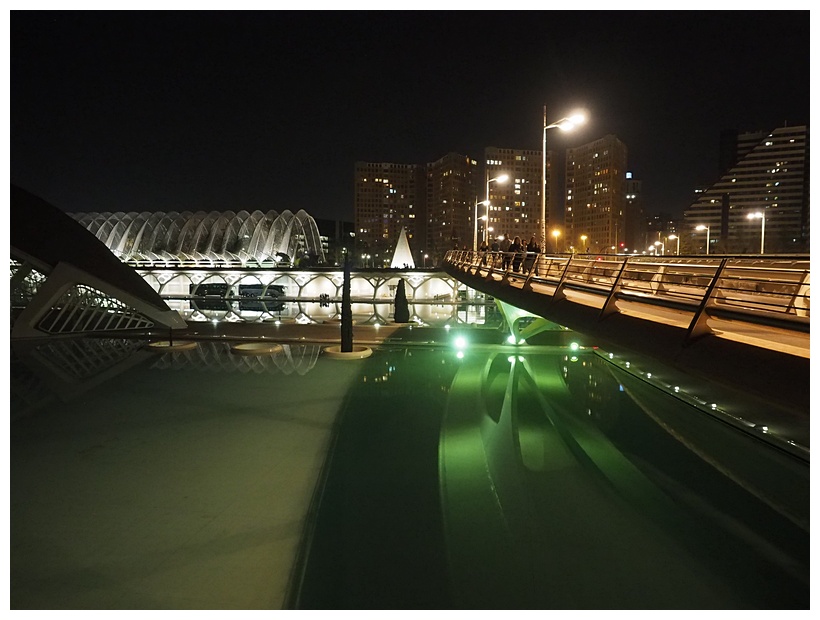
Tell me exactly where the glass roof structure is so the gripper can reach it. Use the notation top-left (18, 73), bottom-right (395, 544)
top-left (70, 209), bottom-right (326, 266)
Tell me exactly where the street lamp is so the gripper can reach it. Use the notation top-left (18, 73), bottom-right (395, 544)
top-left (668, 234), bottom-right (680, 255)
top-left (695, 225), bottom-right (710, 255)
top-left (423, 253), bottom-right (429, 268)
top-left (654, 240), bottom-right (664, 255)
top-left (473, 199), bottom-right (490, 251)
top-left (747, 211), bottom-right (766, 254)
top-left (485, 174), bottom-right (509, 245)
top-left (542, 106), bottom-right (586, 247)
top-left (551, 229), bottom-right (561, 253)
top-left (580, 234), bottom-right (588, 253)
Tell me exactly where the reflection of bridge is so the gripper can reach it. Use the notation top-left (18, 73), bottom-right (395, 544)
top-left (443, 250), bottom-right (810, 413)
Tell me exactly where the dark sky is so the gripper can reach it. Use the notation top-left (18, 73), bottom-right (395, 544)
top-left (11, 10), bottom-right (810, 222)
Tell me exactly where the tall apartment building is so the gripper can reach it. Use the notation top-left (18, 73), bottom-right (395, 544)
top-left (683, 125), bottom-right (809, 253)
top-left (622, 172), bottom-right (645, 253)
top-left (564, 135), bottom-right (628, 253)
top-left (354, 161), bottom-right (426, 265)
top-left (425, 153), bottom-right (479, 258)
top-left (484, 147), bottom-right (551, 244)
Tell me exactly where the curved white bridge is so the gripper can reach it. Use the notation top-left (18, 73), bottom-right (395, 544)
top-left (443, 250), bottom-right (810, 415)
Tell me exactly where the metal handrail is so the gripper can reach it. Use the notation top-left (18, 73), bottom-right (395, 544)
top-left (445, 250), bottom-right (810, 333)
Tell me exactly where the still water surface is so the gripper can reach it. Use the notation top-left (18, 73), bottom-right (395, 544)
top-left (10, 329), bottom-right (809, 609)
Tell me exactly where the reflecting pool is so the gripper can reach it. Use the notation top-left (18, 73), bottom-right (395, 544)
top-left (9, 327), bottom-right (809, 610)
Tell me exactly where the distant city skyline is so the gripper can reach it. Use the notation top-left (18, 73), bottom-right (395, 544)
top-left (11, 11), bottom-right (809, 222)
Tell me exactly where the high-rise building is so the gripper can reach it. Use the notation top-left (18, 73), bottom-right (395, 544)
top-left (354, 162), bottom-right (426, 266)
top-left (623, 172), bottom-right (644, 253)
top-left (483, 147), bottom-right (551, 245)
top-left (683, 125), bottom-right (809, 254)
top-left (564, 135), bottom-right (628, 253)
top-left (425, 153), bottom-right (479, 258)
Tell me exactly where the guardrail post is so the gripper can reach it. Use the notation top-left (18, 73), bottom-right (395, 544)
top-left (684, 257), bottom-right (728, 344)
top-left (791, 271), bottom-right (810, 318)
top-left (550, 255), bottom-right (574, 304)
top-left (598, 256), bottom-right (630, 319)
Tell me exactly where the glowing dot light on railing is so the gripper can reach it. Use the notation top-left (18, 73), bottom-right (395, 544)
top-left (570, 342), bottom-right (579, 351)
top-left (507, 335), bottom-right (517, 344)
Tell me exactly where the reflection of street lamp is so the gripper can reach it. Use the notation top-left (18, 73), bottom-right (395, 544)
top-left (551, 229), bottom-right (561, 253)
top-left (473, 199), bottom-right (490, 251)
top-left (747, 211), bottom-right (766, 254)
top-left (654, 240), bottom-right (664, 255)
top-left (668, 234), bottom-right (680, 255)
top-left (580, 234), bottom-right (588, 252)
top-left (542, 106), bottom-right (586, 246)
top-left (485, 174), bottom-right (509, 245)
top-left (695, 225), bottom-right (711, 255)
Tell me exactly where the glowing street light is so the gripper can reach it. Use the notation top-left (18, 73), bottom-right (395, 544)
top-left (695, 224), bottom-right (711, 255)
top-left (668, 234), bottom-right (680, 255)
top-left (485, 174), bottom-right (509, 245)
top-left (654, 240), bottom-right (664, 255)
top-left (747, 211), bottom-right (766, 254)
top-left (551, 229), bottom-right (561, 253)
top-left (580, 234), bottom-right (588, 252)
top-left (423, 253), bottom-right (429, 268)
top-left (542, 106), bottom-right (586, 247)
top-left (473, 199), bottom-right (490, 251)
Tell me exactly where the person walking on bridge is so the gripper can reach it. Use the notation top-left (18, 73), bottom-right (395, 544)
top-left (510, 236), bottom-right (523, 272)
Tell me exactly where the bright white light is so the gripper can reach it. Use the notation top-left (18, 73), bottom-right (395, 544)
top-left (570, 342), bottom-right (579, 351)
top-left (454, 336), bottom-right (467, 349)
top-left (456, 351), bottom-right (464, 359)
top-left (444, 324), bottom-right (451, 330)
top-left (507, 356), bottom-right (516, 363)
top-left (507, 335), bottom-right (516, 344)
top-left (711, 403), bottom-right (718, 410)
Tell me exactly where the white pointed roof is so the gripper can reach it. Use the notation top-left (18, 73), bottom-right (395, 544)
top-left (390, 227), bottom-right (415, 269)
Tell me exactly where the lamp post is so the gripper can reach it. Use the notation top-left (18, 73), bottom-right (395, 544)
top-left (580, 234), bottom-right (588, 253)
top-left (485, 174), bottom-right (509, 245)
top-left (695, 225), bottom-right (710, 255)
top-left (654, 240), bottom-right (664, 255)
top-left (473, 199), bottom-right (489, 252)
top-left (551, 229), bottom-right (561, 253)
top-left (668, 234), bottom-right (680, 255)
top-left (542, 106), bottom-right (586, 247)
top-left (423, 253), bottom-right (428, 268)
top-left (747, 211), bottom-right (765, 254)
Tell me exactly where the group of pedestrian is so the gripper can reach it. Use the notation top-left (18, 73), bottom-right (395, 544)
top-left (478, 233), bottom-right (542, 274)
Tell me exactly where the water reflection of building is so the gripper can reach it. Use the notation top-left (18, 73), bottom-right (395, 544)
top-left (11, 337), bottom-right (153, 419)
top-left (151, 342), bottom-right (322, 376)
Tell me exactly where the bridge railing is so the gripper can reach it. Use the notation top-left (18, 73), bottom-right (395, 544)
top-left (445, 251), bottom-right (810, 334)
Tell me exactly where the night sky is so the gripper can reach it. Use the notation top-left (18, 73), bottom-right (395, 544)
top-left (10, 10), bottom-right (810, 222)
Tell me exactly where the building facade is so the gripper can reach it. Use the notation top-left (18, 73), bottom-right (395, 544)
top-left (425, 153), bottom-right (479, 259)
top-left (683, 125), bottom-right (809, 254)
top-left (623, 172), bottom-right (644, 253)
top-left (354, 161), bottom-right (426, 267)
top-left (564, 135), bottom-right (628, 253)
top-left (483, 147), bottom-right (551, 246)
